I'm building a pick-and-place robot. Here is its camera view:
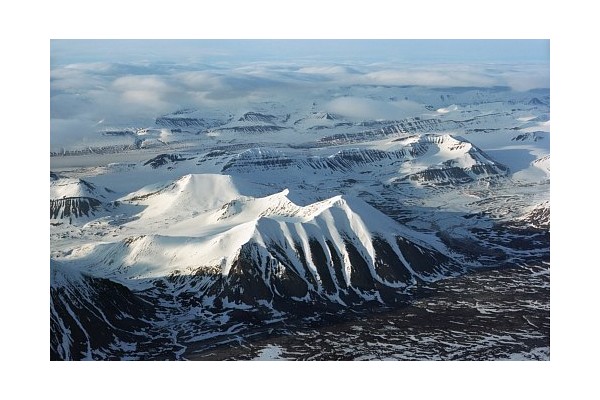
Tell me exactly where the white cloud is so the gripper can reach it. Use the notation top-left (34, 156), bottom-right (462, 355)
top-left (49, 60), bottom-right (549, 146)
top-left (498, 68), bottom-right (550, 92)
top-left (111, 75), bottom-right (170, 92)
top-left (361, 67), bottom-right (499, 88)
top-left (110, 75), bottom-right (176, 112)
top-left (324, 97), bottom-right (427, 120)
top-left (50, 118), bottom-right (97, 148)
top-left (176, 71), bottom-right (222, 91)
top-left (297, 65), bottom-right (358, 75)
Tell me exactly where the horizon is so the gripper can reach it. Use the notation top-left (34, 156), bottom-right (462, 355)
top-left (51, 39), bottom-right (550, 66)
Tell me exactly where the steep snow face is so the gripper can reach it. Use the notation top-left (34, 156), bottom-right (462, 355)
top-left (510, 154), bottom-right (550, 183)
top-left (51, 259), bottom-right (86, 288)
top-left (533, 155), bottom-right (550, 174)
top-left (61, 174), bottom-right (458, 293)
top-left (50, 178), bottom-right (105, 199)
top-left (120, 174), bottom-right (242, 219)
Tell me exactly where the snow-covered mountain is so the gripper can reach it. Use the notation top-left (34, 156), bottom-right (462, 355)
top-left (50, 260), bottom-right (154, 360)
top-left (51, 172), bottom-right (469, 360)
top-left (155, 109), bottom-right (224, 130)
top-left (221, 133), bottom-right (508, 187)
top-left (50, 178), bottom-right (114, 222)
top-left (61, 174), bottom-right (461, 301)
top-left (50, 177), bottom-right (104, 199)
top-left (50, 83), bottom-right (550, 360)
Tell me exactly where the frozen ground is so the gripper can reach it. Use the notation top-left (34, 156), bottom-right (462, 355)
top-left (189, 264), bottom-right (549, 361)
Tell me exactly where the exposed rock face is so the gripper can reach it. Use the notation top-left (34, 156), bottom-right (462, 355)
top-left (222, 134), bottom-right (508, 186)
top-left (305, 148), bottom-right (425, 172)
top-left (238, 112), bottom-right (278, 123)
top-left (184, 230), bottom-right (461, 313)
top-left (221, 148), bottom-right (295, 172)
top-left (512, 132), bottom-right (545, 142)
top-left (210, 125), bottom-right (286, 134)
top-left (402, 167), bottom-right (474, 185)
top-left (314, 118), bottom-right (462, 146)
top-left (156, 117), bottom-right (209, 127)
top-left (50, 197), bottom-right (103, 219)
top-left (102, 129), bottom-right (136, 136)
top-left (508, 202), bottom-right (550, 230)
top-left (528, 97), bottom-right (548, 106)
top-left (143, 153), bottom-right (194, 169)
top-left (155, 109), bottom-right (222, 129)
top-left (50, 262), bottom-right (154, 360)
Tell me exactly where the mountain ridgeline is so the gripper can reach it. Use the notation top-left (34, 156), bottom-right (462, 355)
top-left (51, 173), bottom-right (467, 359)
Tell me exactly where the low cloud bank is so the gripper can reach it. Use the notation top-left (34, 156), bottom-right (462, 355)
top-left (51, 61), bottom-right (549, 148)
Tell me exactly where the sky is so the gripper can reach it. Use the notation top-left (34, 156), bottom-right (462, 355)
top-left (50, 40), bottom-right (550, 149)
top-left (51, 39), bottom-right (549, 66)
